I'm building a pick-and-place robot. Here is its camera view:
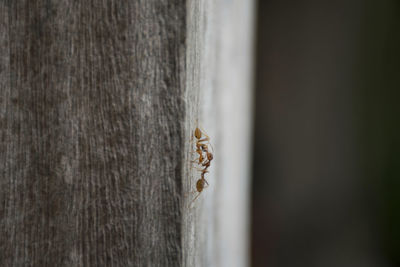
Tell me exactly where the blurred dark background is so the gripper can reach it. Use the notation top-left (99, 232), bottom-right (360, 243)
top-left (251, 0), bottom-right (400, 266)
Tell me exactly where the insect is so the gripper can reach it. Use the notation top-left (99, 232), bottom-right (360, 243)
top-left (192, 127), bottom-right (213, 159)
top-left (190, 171), bottom-right (209, 203)
top-left (192, 142), bottom-right (206, 164)
top-left (189, 126), bottom-right (214, 204)
top-left (200, 142), bottom-right (213, 170)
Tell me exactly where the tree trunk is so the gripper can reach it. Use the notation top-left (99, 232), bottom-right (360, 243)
top-left (0, 1), bottom-right (254, 266)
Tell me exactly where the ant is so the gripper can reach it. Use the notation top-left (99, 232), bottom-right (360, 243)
top-left (192, 127), bottom-right (213, 164)
top-left (200, 142), bottom-right (213, 170)
top-left (190, 171), bottom-right (209, 204)
top-left (189, 126), bottom-right (214, 205)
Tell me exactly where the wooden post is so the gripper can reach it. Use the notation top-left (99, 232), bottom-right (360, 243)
top-left (0, 1), bottom-right (254, 266)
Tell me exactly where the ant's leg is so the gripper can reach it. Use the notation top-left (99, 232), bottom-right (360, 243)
top-left (198, 137), bottom-right (210, 144)
top-left (195, 124), bottom-right (213, 151)
top-left (189, 192), bottom-right (202, 207)
top-left (189, 136), bottom-right (196, 145)
top-left (189, 132), bottom-right (195, 148)
top-left (190, 151), bottom-right (204, 164)
top-left (190, 150), bottom-right (202, 160)
top-left (184, 186), bottom-right (199, 198)
top-left (202, 169), bottom-right (209, 175)
top-left (191, 166), bottom-right (202, 172)
top-left (188, 149), bottom-right (199, 162)
top-left (202, 159), bottom-right (210, 165)
top-left (199, 139), bottom-right (214, 153)
top-left (195, 124), bottom-right (210, 140)
top-left (190, 167), bottom-right (208, 177)
top-left (198, 139), bottom-right (213, 153)
top-left (197, 126), bottom-right (214, 152)
top-left (192, 151), bottom-right (208, 166)
top-left (190, 159), bottom-right (200, 165)
top-left (208, 142), bottom-right (214, 153)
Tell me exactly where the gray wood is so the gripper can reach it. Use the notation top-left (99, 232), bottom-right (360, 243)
top-left (0, 0), bottom-right (254, 266)
top-left (0, 1), bottom-right (185, 266)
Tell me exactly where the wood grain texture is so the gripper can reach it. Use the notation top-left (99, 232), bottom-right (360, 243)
top-left (0, 1), bottom-right (185, 266)
top-left (0, 0), bottom-right (255, 266)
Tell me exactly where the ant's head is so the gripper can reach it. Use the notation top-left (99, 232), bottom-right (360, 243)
top-left (194, 127), bottom-right (202, 139)
top-left (207, 153), bottom-right (213, 161)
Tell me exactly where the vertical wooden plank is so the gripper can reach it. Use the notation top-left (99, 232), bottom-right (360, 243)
top-left (0, 0), bottom-right (255, 266)
top-left (0, 1), bottom-right (185, 266)
top-left (0, 1), bottom-right (11, 263)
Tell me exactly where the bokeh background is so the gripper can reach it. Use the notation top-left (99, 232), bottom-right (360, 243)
top-left (251, 0), bottom-right (400, 266)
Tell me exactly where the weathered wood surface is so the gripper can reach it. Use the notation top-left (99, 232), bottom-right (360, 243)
top-left (0, 0), bottom-right (254, 266)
